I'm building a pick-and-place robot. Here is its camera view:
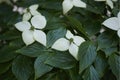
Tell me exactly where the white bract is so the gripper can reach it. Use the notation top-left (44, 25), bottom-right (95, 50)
top-left (23, 4), bottom-right (41, 21)
top-left (95, 0), bottom-right (117, 9)
top-left (62, 0), bottom-right (86, 14)
top-left (102, 11), bottom-right (120, 38)
top-left (52, 30), bottom-right (85, 60)
top-left (15, 4), bottom-right (47, 46)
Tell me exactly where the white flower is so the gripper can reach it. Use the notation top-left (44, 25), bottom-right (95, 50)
top-left (15, 15), bottom-right (47, 46)
top-left (95, 0), bottom-right (117, 9)
top-left (52, 30), bottom-right (85, 60)
top-left (13, 6), bottom-right (24, 14)
top-left (102, 11), bottom-right (120, 37)
top-left (62, 0), bottom-right (86, 14)
top-left (23, 4), bottom-right (41, 21)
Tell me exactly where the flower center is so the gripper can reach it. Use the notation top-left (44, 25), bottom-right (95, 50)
top-left (26, 8), bottom-right (30, 12)
top-left (69, 38), bottom-right (73, 43)
top-left (30, 26), bottom-right (34, 30)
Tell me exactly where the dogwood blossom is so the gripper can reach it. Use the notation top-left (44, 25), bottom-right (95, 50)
top-left (102, 11), bottom-right (120, 38)
top-left (95, 0), bottom-right (117, 9)
top-left (23, 4), bottom-right (41, 21)
top-left (15, 5), bottom-right (47, 46)
top-left (13, 6), bottom-right (24, 14)
top-left (62, 0), bottom-right (86, 14)
top-left (52, 30), bottom-right (85, 60)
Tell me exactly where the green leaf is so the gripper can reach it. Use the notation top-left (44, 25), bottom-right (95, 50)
top-left (0, 62), bottom-right (11, 75)
top-left (85, 0), bottom-right (105, 14)
top-left (83, 66), bottom-right (100, 80)
top-left (0, 70), bottom-right (17, 80)
top-left (83, 20), bottom-right (101, 36)
top-left (47, 27), bottom-right (66, 47)
top-left (38, 70), bottom-right (69, 80)
top-left (102, 47), bottom-right (117, 57)
top-left (34, 52), bottom-right (53, 79)
top-left (0, 46), bottom-right (17, 63)
top-left (108, 53), bottom-right (120, 80)
top-left (68, 66), bottom-right (83, 80)
top-left (94, 52), bottom-right (108, 78)
top-left (45, 51), bottom-right (76, 69)
top-left (15, 0), bottom-right (39, 7)
top-left (12, 55), bottom-right (33, 80)
top-left (37, 73), bottom-right (56, 80)
top-left (5, 12), bottom-right (21, 25)
top-left (0, 30), bottom-right (20, 40)
top-left (54, 70), bottom-right (70, 80)
top-left (0, 3), bottom-right (13, 16)
top-left (9, 38), bottom-right (24, 48)
top-left (97, 31), bottom-right (118, 50)
top-left (46, 22), bottom-right (65, 30)
top-left (16, 0), bottom-right (62, 10)
top-left (78, 42), bottom-right (97, 74)
top-left (102, 70), bottom-right (117, 80)
top-left (44, 12), bottom-right (65, 30)
top-left (16, 42), bottom-right (48, 57)
top-left (66, 16), bottom-right (89, 40)
top-left (112, 2), bottom-right (120, 16)
top-left (39, 1), bottom-right (62, 10)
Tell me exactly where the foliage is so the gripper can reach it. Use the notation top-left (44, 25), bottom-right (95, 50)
top-left (0, 0), bottom-right (120, 80)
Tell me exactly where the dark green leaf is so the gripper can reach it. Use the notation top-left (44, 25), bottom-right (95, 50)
top-left (94, 52), bottom-right (108, 78)
top-left (12, 55), bottom-right (33, 80)
top-left (38, 70), bottom-right (69, 80)
top-left (39, 1), bottom-right (62, 10)
top-left (34, 52), bottom-right (53, 79)
top-left (0, 62), bottom-right (11, 75)
top-left (0, 30), bottom-right (20, 40)
top-left (37, 72), bottom-right (56, 80)
top-left (83, 66), bottom-right (100, 80)
top-left (97, 31), bottom-right (118, 50)
top-left (44, 13), bottom-right (65, 30)
top-left (0, 46), bottom-right (17, 63)
top-left (68, 66), bottom-right (83, 80)
top-left (108, 53), bottom-right (120, 80)
top-left (102, 47), bottom-right (117, 57)
top-left (15, 0), bottom-right (39, 7)
top-left (66, 16), bottom-right (89, 40)
top-left (78, 42), bottom-right (97, 74)
top-left (16, 42), bottom-right (48, 57)
top-left (85, 0), bottom-right (105, 14)
top-left (0, 70), bottom-right (17, 80)
top-left (83, 20), bottom-right (101, 36)
top-left (45, 51), bottom-right (76, 69)
top-left (0, 3), bottom-right (13, 16)
top-left (9, 38), bottom-right (24, 48)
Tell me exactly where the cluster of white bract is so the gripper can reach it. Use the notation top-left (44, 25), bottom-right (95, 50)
top-left (52, 30), bottom-right (85, 60)
top-left (15, 4), bottom-right (47, 46)
top-left (95, 0), bottom-right (117, 9)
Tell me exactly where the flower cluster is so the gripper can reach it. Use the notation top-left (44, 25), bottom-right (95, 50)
top-left (15, 4), bottom-right (47, 46)
top-left (52, 30), bottom-right (85, 60)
